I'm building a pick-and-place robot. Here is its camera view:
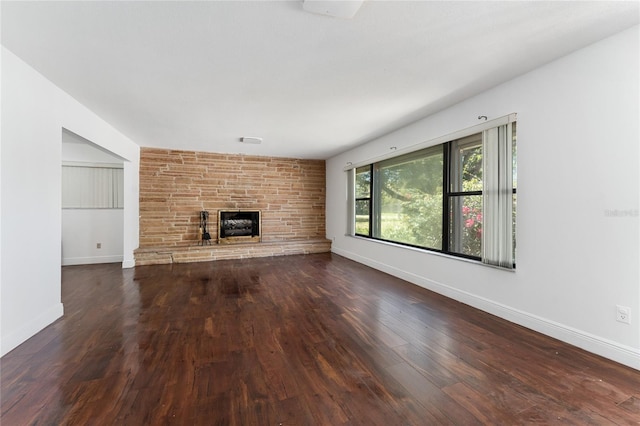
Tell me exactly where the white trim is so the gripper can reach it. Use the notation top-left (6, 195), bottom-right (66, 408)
top-left (62, 207), bottom-right (124, 210)
top-left (61, 255), bottom-right (124, 266)
top-left (122, 259), bottom-right (135, 269)
top-left (0, 303), bottom-right (64, 357)
top-left (331, 246), bottom-right (640, 370)
top-left (62, 161), bottom-right (123, 169)
top-left (343, 113), bottom-right (517, 171)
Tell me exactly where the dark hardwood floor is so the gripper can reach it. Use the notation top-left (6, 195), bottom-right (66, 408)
top-left (2, 253), bottom-right (639, 425)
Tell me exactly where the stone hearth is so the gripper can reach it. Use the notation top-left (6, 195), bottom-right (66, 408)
top-left (134, 238), bottom-right (331, 266)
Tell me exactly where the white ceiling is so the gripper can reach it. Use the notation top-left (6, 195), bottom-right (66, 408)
top-left (2, 1), bottom-right (638, 159)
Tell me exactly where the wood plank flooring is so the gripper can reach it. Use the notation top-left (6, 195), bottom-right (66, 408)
top-left (2, 253), bottom-right (639, 425)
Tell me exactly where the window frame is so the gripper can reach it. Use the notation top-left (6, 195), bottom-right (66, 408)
top-left (444, 134), bottom-right (485, 260)
top-left (354, 165), bottom-right (373, 237)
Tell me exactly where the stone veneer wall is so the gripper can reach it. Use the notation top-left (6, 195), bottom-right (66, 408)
top-left (139, 148), bottom-right (326, 248)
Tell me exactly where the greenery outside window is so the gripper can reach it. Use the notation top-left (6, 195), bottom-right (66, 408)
top-left (375, 146), bottom-right (443, 250)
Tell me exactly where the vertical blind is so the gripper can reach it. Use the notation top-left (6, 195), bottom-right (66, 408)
top-left (482, 123), bottom-right (514, 268)
top-left (62, 165), bottom-right (124, 208)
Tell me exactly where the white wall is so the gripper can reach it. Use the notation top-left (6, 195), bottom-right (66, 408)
top-left (61, 209), bottom-right (124, 266)
top-left (61, 132), bottom-right (125, 266)
top-left (327, 26), bottom-right (640, 369)
top-left (0, 47), bottom-right (140, 356)
top-left (62, 129), bottom-right (127, 163)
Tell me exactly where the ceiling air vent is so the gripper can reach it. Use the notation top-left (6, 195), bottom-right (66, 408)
top-left (302, 0), bottom-right (364, 19)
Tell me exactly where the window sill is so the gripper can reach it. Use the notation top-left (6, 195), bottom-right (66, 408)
top-left (345, 234), bottom-right (516, 272)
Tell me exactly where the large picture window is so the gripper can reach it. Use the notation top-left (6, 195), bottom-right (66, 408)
top-left (348, 117), bottom-right (516, 268)
top-left (375, 146), bottom-right (443, 250)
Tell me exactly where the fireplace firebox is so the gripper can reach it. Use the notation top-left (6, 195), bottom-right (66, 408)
top-left (218, 210), bottom-right (261, 244)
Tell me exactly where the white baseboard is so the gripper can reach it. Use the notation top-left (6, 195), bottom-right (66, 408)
top-left (331, 247), bottom-right (640, 370)
top-left (62, 255), bottom-right (123, 266)
top-left (1, 303), bottom-right (64, 357)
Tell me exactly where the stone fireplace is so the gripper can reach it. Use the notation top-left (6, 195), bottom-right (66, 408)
top-left (218, 210), bottom-right (261, 244)
top-left (136, 148), bottom-right (330, 265)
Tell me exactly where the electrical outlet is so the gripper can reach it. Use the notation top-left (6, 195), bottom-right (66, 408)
top-left (97, 243), bottom-right (102, 249)
top-left (616, 305), bottom-right (631, 324)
